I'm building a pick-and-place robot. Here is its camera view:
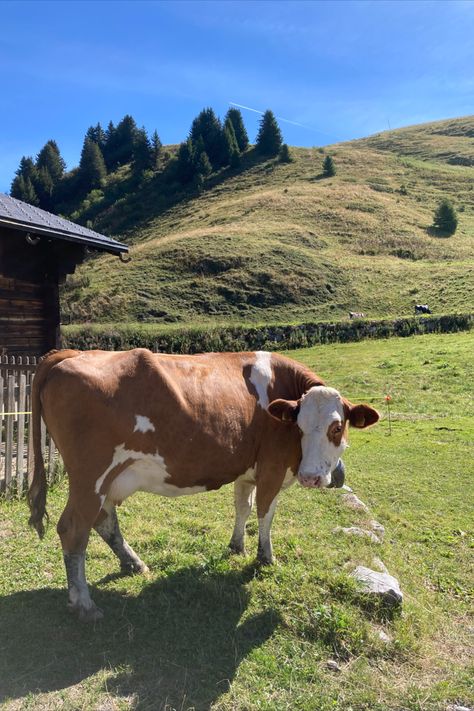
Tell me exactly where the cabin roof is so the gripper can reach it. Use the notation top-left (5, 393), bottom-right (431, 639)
top-left (0, 192), bottom-right (128, 255)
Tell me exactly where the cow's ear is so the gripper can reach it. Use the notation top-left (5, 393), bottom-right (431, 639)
top-left (344, 401), bottom-right (380, 428)
top-left (267, 398), bottom-right (300, 423)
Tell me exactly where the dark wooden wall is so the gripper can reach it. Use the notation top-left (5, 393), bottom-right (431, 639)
top-left (0, 227), bottom-right (85, 356)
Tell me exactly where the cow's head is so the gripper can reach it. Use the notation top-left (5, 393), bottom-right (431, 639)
top-left (267, 386), bottom-right (379, 489)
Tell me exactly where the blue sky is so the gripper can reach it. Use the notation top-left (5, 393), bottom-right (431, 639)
top-left (1, 0), bottom-right (473, 192)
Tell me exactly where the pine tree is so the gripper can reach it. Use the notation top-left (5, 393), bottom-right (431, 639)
top-left (23, 177), bottom-right (39, 205)
top-left (11, 156), bottom-right (40, 205)
top-left (221, 121), bottom-right (240, 166)
top-left (190, 108), bottom-right (223, 168)
top-left (225, 108), bottom-right (249, 152)
top-left (195, 149), bottom-right (212, 177)
top-left (113, 114), bottom-right (138, 167)
top-left (86, 123), bottom-right (107, 152)
top-left (15, 156), bottom-right (38, 183)
top-left (132, 127), bottom-right (153, 174)
top-left (279, 143), bottom-right (293, 163)
top-left (10, 174), bottom-right (39, 205)
top-left (256, 110), bottom-right (283, 156)
top-left (176, 140), bottom-right (195, 184)
top-left (433, 199), bottom-right (458, 235)
top-left (36, 140), bottom-right (66, 184)
top-left (322, 155), bottom-right (336, 177)
top-left (34, 166), bottom-right (55, 210)
top-left (151, 130), bottom-right (162, 169)
top-left (78, 137), bottom-right (107, 191)
top-left (103, 121), bottom-right (117, 170)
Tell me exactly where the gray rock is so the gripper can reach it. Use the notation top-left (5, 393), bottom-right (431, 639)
top-left (446, 706), bottom-right (474, 711)
top-left (326, 659), bottom-right (341, 672)
top-left (341, 493), bottom-right (369, 512)
top-left (333, 526), bottom-right (381, 543)
top-left (369, 520), bottom-right (385, 539)
top-left (378, 630), bottom-right (391, 643)
top-left (352, 566), bottom-right (403, 605)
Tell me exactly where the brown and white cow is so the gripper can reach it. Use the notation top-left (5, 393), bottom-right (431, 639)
top-left (28, 348), bottom-right (379, 621)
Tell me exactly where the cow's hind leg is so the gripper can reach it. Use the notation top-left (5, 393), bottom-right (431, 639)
top-left (57, 494), bottom-right (103, 622)
top-left (94, 504), bottom-right (149, 575)
top-left (229, 477), bottom-right (256, 555)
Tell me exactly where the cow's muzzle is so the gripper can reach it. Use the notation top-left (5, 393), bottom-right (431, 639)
top-left (298, 474), bottom-right (326, 488)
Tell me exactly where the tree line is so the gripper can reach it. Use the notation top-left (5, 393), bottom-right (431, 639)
top-left (10, 107), bottom-right (291, 212)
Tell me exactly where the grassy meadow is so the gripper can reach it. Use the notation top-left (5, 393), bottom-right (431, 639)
top-left (62, 116), bottom-right (474, 327)
top-left (0, 331), bottom-right (473, 710)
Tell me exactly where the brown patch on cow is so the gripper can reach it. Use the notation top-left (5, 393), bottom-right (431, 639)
top-left (327, 419), bottom-right (346, 446)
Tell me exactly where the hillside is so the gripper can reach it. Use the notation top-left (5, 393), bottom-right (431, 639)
top-left (62, 116), bottom-right (474, 327)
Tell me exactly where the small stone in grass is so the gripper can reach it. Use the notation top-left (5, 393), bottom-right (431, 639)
top-left (333, 526), bottom-right (381, 543)
top-left (341, 493), bottom-right (369, 512)
top-left (369, 520), bottom-right (385, 539)
top-left (352, 566), bottom-right (403, 606)
top-left (326, 659), bottom-right (341, 672)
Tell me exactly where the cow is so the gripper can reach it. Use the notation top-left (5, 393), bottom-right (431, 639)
top-left (349, 312), bottom-right (366, 319)
top-left (414, 304), bottom-right (431, 314)
top-left (28, 349), bottom-right (379, 621)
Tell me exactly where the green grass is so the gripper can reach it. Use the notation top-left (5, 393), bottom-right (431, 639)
top-left (61, 116), bottom-right (474, 327)
top-left (1, 331), bottom-right (473, 710)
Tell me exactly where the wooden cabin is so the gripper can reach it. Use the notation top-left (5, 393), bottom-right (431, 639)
top-left (0, 193), bottom-right (128, 356)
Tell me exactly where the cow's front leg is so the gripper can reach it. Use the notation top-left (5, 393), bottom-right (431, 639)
top-left (57, 494), bottom-right (103, 622)
top-left (229, 477), bottom-right (256, 555)
top-left (94, 503), bottom-right (149, 575)
top-left (256, 491), bottom-right (279, 565)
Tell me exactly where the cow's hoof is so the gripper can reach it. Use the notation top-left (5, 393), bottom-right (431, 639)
top-left (68, 602), bottom-right (104, 623)
top-left (121, 560), bottom-right (150, 576)
top-left (257, 547), bottom-right (274, 566)
top-left (228, 540), bottom-right (245, 555)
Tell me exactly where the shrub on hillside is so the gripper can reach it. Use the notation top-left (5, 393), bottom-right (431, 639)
top-left (323, 155), bottom-right (336, 177)
top-left (433, 199), bottom-right (458, 235)
top-left (279, 144), bottom-right (293, 163)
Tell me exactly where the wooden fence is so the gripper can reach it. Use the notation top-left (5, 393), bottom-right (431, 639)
top-left (0, 355), bottom-right (58, 497)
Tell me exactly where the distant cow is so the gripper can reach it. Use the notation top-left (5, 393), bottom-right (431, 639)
top-left (415, 304), bottom-right (431, 314)
top-left (29, 349), bottom-right (379, 621)
top-left (349, 312), bottom-right (366, 319)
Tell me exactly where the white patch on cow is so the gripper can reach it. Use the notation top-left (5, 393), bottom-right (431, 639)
top-left (95, 443), bottom-right (206, 503)
top-left (250, 351), bottom-right (273, 408)
top-left (297, 386), bottom-right (347, 485)
top-left (258, 496), bottom-right (279, 562)
top-left (134, 415), bottom-right (155, 433)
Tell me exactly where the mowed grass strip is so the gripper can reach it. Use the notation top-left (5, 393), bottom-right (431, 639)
top-left (0, 332), bottom-right (473, 710)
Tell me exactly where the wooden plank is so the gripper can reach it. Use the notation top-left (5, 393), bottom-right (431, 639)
top-left (0, 373), bottom-right (4, 493)
top-left (16, 373), bottom-right (27, 494)
top-left (4, 375), bottom-right (15, 496)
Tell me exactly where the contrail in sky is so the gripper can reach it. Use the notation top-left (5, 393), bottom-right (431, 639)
top-left (230, 102), bottom-right (310, 129)
top-left (229, 102), bottom-right (340, 141)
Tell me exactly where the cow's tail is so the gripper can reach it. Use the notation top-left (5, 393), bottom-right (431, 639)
top-left (28, 349), bottom-right (78, 539)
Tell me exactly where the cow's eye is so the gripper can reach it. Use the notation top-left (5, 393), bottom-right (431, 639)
top-left (334, 424), bottom-right (342, 433)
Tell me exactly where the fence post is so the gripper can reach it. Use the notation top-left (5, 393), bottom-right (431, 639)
top-left (16, 373), bottom-right (27, 494)
top-left (0, 373), bottom-right (4, 494)
top-left (4, 375), bottom-right (15, 496)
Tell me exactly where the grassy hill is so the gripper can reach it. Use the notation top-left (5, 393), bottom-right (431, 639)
top-left (62, 116), bottom-right (474, 328)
